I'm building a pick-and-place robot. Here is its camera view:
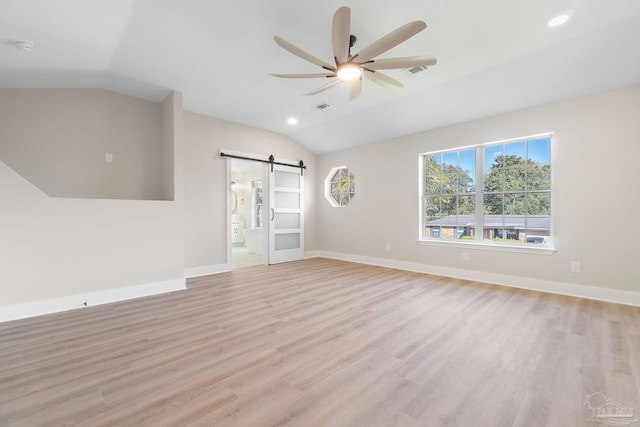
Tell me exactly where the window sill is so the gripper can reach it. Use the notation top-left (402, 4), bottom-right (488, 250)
top-left (417, 239), bottom-right (556, 255)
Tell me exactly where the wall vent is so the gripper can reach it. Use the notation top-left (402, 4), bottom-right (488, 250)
top-left (404, 66), bottom-right (429, 75)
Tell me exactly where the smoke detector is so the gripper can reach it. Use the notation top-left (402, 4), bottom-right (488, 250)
top-left (12, 40), bottom-right (34, 52)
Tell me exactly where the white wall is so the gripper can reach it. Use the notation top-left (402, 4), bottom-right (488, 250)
top-left (316, 85), bottom-right (640, 298)
top-left (183, 111), bottom-right (317, 272)
top-left (0, 87), bottom-right (318, 320)
top-left (0, 91), bottom-right (185, 321)
top-left (4, 83), bottom-right (636, 320)
top-left (0, 89), bottom-right (171, 200)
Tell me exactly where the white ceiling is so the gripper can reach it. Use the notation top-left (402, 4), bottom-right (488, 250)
top-left (2, 0), bottom-right (640, 154)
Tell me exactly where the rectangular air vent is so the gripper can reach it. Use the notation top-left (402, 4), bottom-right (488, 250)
top-left (405, 66), bottom-right (429, 75)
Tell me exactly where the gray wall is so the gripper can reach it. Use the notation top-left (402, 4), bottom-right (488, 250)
top-left (0, 89), bottom-right (171, 200)
top-left (183, 111), bottom-right (317, 270)
top-left (316, 85), bottom-right (640, 293)
top-left (0, 91), bottom-right (185, 311)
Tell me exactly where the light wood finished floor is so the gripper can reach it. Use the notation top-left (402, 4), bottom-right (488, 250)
top-left (1, 258), bottom-right (639, 426)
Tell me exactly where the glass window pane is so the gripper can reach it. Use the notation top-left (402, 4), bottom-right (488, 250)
top-left (525, 234), bottom-right (547, 244)
top-left (440, 196), bottom-right (456, 216)
top-left (505, 141), bottom-right (525, 159)
top-left (461, 172), bottom-right (476, 193)
top-left (425, 161), bottom-right (439, 177)
top-left (459, 149), bottom-right (476, 175)
top-left (425, 175), bottom-right (442, 196)
top-left (528, 138), bottom-right (551, 164)
top-left (527, 164), bottom-right (550, 191)
top-left (484, 213), bottom-right (504, 228)
top-left (460, 227), bottom-right (475, 240)
top-left (504, 193), bottom-right (526, 215)
top-left (485, 194), bottom-right (504, 215)
top-left (442, 152), bottom-right (457, 169)
top-left (458, 195), bottom-right (475, 215)
top-left (443, 174), bottom-right (458, 194)
top-left (504, 166), bottom-right (526, 191)
top-left (425, 197), bottom-right (441, 221)
top-left (484, 169), bottom-right (504, 193)
top-left (527, 192), bottom-right (551, 215)
top-left (484, 145), bottom-right (504, 170)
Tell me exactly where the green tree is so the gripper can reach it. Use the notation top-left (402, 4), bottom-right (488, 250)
top-left (425, 155), bottom-right (475, 221)
top-left (484, 154), bottom-right (550, 215)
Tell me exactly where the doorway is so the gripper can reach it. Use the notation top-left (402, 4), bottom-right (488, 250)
top-left (230, 158), bottom-right (266, 269)
top-left (227, 153), bottom-right (305, 269)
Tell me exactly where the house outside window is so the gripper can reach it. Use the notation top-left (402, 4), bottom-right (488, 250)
top-left (420, 133), bottom-right (553, 250)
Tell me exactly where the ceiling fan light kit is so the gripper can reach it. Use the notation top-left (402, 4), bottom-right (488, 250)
top-left (336, 63), bottom-right (361, 81)
top-left (272, 6), bottom-right (437, 100)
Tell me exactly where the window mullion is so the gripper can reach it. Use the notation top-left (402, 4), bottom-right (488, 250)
top-left (475, 146), bottom-right (483, 241)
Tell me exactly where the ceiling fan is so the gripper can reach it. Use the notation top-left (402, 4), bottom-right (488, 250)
top-left (271, 6), bottom-right (437, 101)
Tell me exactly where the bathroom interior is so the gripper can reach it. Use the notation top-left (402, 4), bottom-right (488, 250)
top-left (230, 159), bottom-right (265, 268)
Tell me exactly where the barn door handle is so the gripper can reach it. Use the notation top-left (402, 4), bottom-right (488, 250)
top-left (271, 208), bottom-right (275, 221)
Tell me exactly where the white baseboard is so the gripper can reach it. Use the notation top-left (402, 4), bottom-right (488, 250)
top-left (185, 256), bottom-right (319, 278)
top-left (0, 278), bottom-right (186, 323)
top-left (318, 250), bottom-right (640, 307)
top-left (184, 263), bottom-right (231, 278)
top-left (305, 250), bottom-right (319, 259)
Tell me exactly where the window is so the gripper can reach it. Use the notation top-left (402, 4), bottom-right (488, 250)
top-left (324, 166), bottom-right (356, 207)
top-left (420, 134), bottom-right (553, 249)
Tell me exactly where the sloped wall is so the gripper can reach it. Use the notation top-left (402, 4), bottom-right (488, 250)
top-left (0, 89), bottom-right (171, 200)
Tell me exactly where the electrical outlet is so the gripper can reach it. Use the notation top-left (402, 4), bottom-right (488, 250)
top-left (571, 261), bottom-right (581, 273)
top-left (462, 251), bottom-right (470, 261)
top-left (385, 244), bottom-right (391, 252)
top-left (105, 153), bottom-right (113, 163)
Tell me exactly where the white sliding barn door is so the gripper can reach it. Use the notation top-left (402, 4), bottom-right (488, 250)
top-left (268, 164), bottom-right (304, 264)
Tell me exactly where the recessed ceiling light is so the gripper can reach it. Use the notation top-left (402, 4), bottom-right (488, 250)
top-left (287, 117), bottom-right (298, 125)
top-left (547, 11), bottom-right (574, 28)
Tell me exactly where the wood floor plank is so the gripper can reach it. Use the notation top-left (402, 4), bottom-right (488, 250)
top-left (1, 258), bottom-right (639, 426)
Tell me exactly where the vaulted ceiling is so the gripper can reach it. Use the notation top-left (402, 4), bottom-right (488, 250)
top-left (2, 0), bottom-right (640, 153)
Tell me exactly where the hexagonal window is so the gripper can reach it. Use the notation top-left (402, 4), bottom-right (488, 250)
top-left (324, 166), bottom-right (356, 207)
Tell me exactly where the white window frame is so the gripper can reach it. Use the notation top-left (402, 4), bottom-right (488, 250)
top-left (418, 133), bottom-right (555, 254)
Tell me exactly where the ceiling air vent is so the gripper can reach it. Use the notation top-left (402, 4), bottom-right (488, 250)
top-left (315, 103), bottom-right (330, 110)
top-left (404, 65), bottom-right (429, 75)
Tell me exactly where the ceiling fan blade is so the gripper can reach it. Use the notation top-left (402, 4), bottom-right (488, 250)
top-left (271, 73), bottom-right (336, 78)
top-left (274, 36), bottom-right (336, 71)
top-left (363, 69), bottom-right (403, 90)
top-left (332, 6), bottom-right (351, 65)
top-left (305, 79), bottom-right (342, 96)
top-left (348, 77), bottom-right (362, 101)
top-left (354, 21), bottom-right (427, 63)
top-left (365, 55), bottom-right (437, 70)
